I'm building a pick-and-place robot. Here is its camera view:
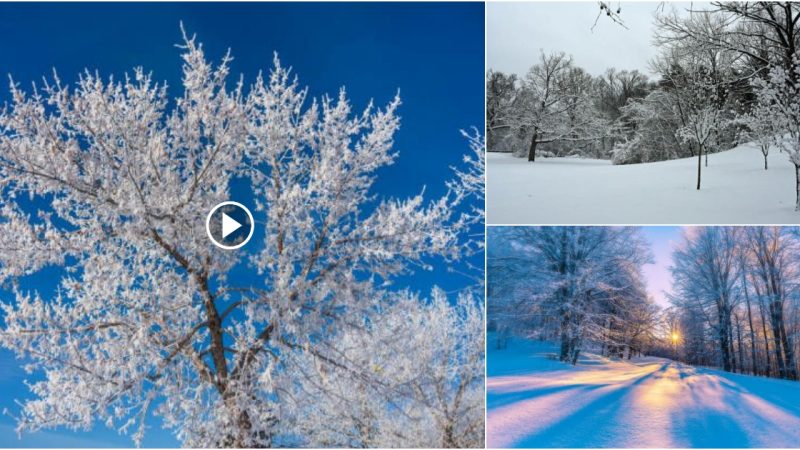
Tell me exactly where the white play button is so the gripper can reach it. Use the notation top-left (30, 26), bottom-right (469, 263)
top-left (206, 201), bottom-right (255, 250)
top-left (221, 213), bottom-right (242, 238)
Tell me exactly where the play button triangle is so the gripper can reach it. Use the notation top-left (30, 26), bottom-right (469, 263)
top-left (221, 213), bottom-right (242, 238)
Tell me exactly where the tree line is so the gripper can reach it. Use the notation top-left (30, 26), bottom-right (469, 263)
top-left (670, 227), bottom-right (800, 381)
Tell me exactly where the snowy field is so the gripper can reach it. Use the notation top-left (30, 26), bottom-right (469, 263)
top-left (487, 335), bottom-right (800, 448)
top-left (487, 144), bottom-right (800, 224)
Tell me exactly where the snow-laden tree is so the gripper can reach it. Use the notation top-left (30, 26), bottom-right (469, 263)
top-left (677, 104), bottom-right (723, 189)
top-left (737, 102), bottom-right (777, 170)
top-left (656, 2), bottom-right (800, 82)
top-left (486, 71), bottom-right (518, 153)
top-left (752, 58), bottom-right (800, 210)
top-left (613, 90), bottom-right (685, 164)
top-left (286, 288), bottom-right (484, 448)
top-left (650, 45), bottom-right (737, 189)
top-left (671, 227), bottom-right (741, 372)
top-left (516, 52), bottom-right (574, 162)
top-left (0, 31), bottom-right (483, 447)
top-left (509, 52), bottom-right (607, 162)
top-left (670, 226), bottom-right (800, 379)
top-left (654, 2), bottom-right (800, 195)
top-left (742, 227), bottom-right (799, 380)
top-left (487, 227), bottom-right (652, 364)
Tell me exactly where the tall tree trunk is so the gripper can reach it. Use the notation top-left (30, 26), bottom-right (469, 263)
top-left (763, 145), bottom-right (769, 170)
top-left (717, 304), bottom-right (732, 372)
top-left (559, 312), bottom-right (571, 362)
top-left (570, 332), bottom-right (582, 365)
top-left (755, 284), bottom-right (773, 377)
top-left (736, 315), bottom-right (745, 374)
top-left (769, 300), bottom-right (788, 379)
top-left (778, 314), bottom-right (798, 380)
top-left (743, 276), bottom-right (759, 375)
top-left (795, 164), bottom-right (800, 210)
top-left (697, 145), bottom-right (703, 190)
top-left (528, 128), bottom-right (538, 162)
top-left (729, 310), bottom-right (738, 373)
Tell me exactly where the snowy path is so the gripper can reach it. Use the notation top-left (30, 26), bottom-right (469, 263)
top-left (488, 348), bottom-right (800, 448)
top-left (486, 144), bottom-right (800, 224)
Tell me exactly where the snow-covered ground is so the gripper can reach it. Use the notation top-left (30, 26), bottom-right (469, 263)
top-left (487, 335), bottom-right (800, 448)
top-left (487, 144), bottom-right (800, 224)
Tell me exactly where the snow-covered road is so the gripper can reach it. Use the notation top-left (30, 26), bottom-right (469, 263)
top-left (488, 347), bottom-right (800, 448)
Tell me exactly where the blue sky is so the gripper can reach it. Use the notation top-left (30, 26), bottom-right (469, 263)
top-left (0, 2), bottom-right (484, 447)
top-left (641, 226), bottom-right (683, 308)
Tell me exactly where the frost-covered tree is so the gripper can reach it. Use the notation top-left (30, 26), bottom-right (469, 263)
top-left (517, 52), bottom-right (574, 162)
top-left (671, 227), bottom-right (741, 372)
top-left (677, 104), bottom-right (723, 189)
top-left (486, 71), bottom-right (518, 153)
top-left (670, 226), bottom-right (800, 379)
top-left (288, 288), bottom-right (484, 448)
top-left (742, 227), bottom-right (799, 380)
top-left (487, 227), bottom-right (652, 365)
top-left (738, 102), bottom-right (777, 170)
top-left (654, 2), bottom-right (800, 194)
top-left (508, 52), bottom-right (607, 162)
top-left (656, 2), bottom-right (800, 82)
top-left (612, 90), bottom-right (684, 164)
top-left (752, 58), bottom-right (800, 210)
top-left (650, 44), bottom-right (737, 188)
top-left (0, 31), bottom-right (483, 447)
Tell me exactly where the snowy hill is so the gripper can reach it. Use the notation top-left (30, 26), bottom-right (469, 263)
top-left (487, 334), bottom-right (800, 448)
top-left (487, 143), bottom-right (800, 224)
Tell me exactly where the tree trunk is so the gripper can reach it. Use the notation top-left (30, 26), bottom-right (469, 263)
top-left (755, 284), bottom-right (773, 377)
top-left (743, 276), bottom-right (758, 375)
top-left (769, 300), bottom-right (788, 379)
top-left (559, 314), bottom-right (571, 362)
top-left (763, 145), bottom-right (769, 170)
top-left (778, 315), bottom-right (798, 380)
top-left (736, 315), bottom-right (745, 374)
top-left (528, 129), bottom-right (538, 162)
top-left (795, 164), bottom-right (800, 210)
top-left (697, 145), bottom-right (703, 190)
top-left (729, 310), bottom-right (737, 373)
top-left (570, 335), bottom-right (582, 365)
top-left (717, 305), bottom-right (732, 372)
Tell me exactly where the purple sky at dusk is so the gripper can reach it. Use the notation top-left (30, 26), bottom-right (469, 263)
top-left (640, 226), bottom-right (684, 308)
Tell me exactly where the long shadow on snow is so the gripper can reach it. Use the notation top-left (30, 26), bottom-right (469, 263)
top-left (507, 363), bottom-right (664, 448)
top-left (603, 362), bottom-right (751, 448)
top-left (489, 359), bottom-right (664, 410)
top-left (676, 368), bottom-right (800, 447)
top-left (488, 382), bottom-right (613, 411)
top-left (668, 372), bottom-right (752, 448)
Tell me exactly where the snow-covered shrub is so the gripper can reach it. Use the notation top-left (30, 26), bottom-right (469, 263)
top-left (611, 136), bottom-right (644, 165)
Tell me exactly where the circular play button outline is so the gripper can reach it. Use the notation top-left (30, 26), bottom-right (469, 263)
top-left (206, 201), bottom-right (255, 250)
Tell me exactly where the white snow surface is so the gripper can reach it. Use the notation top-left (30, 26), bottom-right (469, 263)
top-left (487, 335), bottom-right (800, 448)
top-left (487, 143), bottom-right (800, 224)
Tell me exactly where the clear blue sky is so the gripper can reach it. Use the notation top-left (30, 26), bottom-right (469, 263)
top-left (0, 3), bottom-right (484, 447)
